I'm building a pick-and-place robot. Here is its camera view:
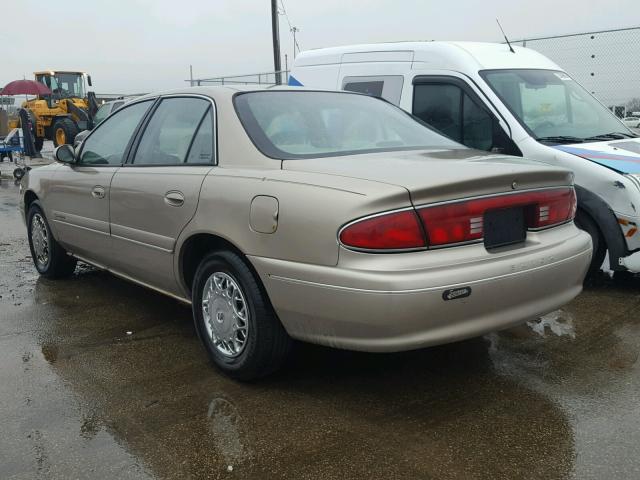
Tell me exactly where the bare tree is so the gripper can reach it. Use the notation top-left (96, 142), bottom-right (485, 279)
top-left (626, 98), bottom-right (640, 113)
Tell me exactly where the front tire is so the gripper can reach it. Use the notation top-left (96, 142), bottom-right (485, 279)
top-left (52, 118), bottom-right (79, 147)
top-left (574, 209), bottom-right (606, 275)
top-left (192, 251), bottom-right (292, 381)
top-left (27, 202), bottom-right (77, 278)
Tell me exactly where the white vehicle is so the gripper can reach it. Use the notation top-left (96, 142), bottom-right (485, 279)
top-left (290, 41), bottom-right (640, 274)
top-left (623, 116), bottom-right (640, 128)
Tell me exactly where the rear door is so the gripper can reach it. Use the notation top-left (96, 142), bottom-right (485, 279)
top-left (48, 100), bottom-right (153, 265)
top-left (108, 95), bottom-right (216, 295)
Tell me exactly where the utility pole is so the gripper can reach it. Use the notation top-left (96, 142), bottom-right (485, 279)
top-left (284, 54), bottom-right (288, 83)
top-left (291, 26), bottom-right (299, 58)
top-left (189, 65), bottom-right (193, 87)
top-left (271, 0), bottom-right (282, 85)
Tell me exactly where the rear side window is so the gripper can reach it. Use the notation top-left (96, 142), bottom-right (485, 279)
top-left (133, 97), bottom-right (212, 165)
top-left (185, 112), bottom-right (214, 164)
top-left (342, 75), bottom-right (404, 105)
top-left (344, 81), bottom-right (384, 97)
top-left (80, 100), bottom-right (153, 165)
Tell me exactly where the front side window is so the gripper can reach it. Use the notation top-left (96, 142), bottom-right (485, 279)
top-left (481, 69), bottom-right (634, 142)
top-left (234, 91), bottom-right (459, 160)
top-left (80, 100), bottom-right (153, 166)
top-left (413, 83), bottom-right (494, 151)
top-left (133, 97), bottom-right (212, 165)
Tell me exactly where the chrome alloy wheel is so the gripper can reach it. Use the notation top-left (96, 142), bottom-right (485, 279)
top-left (202, 272), bottom-right (249, 358)
top-left (31, 213), bottom-right (50, 269)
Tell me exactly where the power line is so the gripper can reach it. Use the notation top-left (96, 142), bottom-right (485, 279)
top-left (279, 0), bottom-right (301, 54)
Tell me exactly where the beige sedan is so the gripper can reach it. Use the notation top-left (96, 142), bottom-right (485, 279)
top-left (20, 87), bottom-right (592, 380)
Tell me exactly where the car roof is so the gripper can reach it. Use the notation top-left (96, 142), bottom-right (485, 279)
top-left (293, 41), bottom-right (562, 72)
top-left (130, 85), bottom-right (357, 103)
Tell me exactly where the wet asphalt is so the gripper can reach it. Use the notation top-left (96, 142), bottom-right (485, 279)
top-left (1, 176), bottom-right (640, 480)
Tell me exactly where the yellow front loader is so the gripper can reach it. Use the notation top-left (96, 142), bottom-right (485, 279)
top-left (8, 70), bottom-right (99, 152)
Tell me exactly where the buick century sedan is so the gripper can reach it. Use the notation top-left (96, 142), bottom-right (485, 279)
top-left (20, 87), bottom-right (592, 379)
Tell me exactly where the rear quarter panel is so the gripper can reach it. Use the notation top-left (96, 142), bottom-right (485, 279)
top-left (177, 167), bottom-right (411, 269)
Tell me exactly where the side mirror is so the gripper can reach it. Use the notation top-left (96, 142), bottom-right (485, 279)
top-left (54, 144), bottom-right (76, 164)
top-left (87, 75), bottom-right (93, 87)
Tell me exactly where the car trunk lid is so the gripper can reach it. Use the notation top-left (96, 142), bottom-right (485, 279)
top-left (281, 148), bottom-right (573, 206)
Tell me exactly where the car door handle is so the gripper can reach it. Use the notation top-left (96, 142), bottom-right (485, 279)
top-left (164, 191), bottom-right (185, 207)
top-left (91, 186), bottom-right (106, 199)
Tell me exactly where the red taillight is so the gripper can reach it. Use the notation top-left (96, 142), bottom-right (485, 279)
top-left (339, 188), bottom-right (576, 251)
top-left (418, 187), bottom-right (576, 247)
top-left (339, 210), bottom-right (426, 250)
top-left (530, 187), bottom-right (577, 229)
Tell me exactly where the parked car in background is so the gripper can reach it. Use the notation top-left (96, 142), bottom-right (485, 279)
top-left (20, 87), bottom-right (591, 379)
top-left (290, 42), bottom-right (640, 275)
top-left (74, 98), bottom-right (129, 147)
top-left (623, 116), bottom-right (640, 128)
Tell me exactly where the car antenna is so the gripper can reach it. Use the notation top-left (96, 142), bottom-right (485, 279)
top-left (496, 19), bottom-right (515, 53)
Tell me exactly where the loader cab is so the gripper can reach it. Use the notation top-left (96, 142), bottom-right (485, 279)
top-left (35, 71), bottom-right (87, 106)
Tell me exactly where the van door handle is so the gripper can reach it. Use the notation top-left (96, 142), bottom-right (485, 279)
top-left (91, 186), bottom-right (105, 199)
top-left (164, 191), bottom-right (185, 207)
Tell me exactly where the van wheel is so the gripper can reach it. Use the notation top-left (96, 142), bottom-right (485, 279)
top-left (27, 202), bottom-right (77, 278)
top-left (575, 210), bottom-right (606, 275)
top-left (192, 250), bottom-right (292, 381)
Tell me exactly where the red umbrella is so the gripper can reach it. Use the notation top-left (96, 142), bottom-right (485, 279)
top-left (1, 79), bottom-right (51, 96)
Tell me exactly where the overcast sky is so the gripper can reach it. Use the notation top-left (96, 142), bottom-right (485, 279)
top-left (1, 0), bottom-right (638, 94)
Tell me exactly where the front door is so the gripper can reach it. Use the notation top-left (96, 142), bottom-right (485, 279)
top-left (108, 96), bottom-right (216, 295)
top-left (48, 100), bottom-right (154, 265)
top-left (410, 74), bottom-right (521, 155)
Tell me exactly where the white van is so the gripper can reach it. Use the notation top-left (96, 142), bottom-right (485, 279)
top-left (290, 41), bottom-right (640, 274)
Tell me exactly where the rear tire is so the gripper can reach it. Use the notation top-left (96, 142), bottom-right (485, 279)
top-left (192, 250), bottom-right (292, 381)
top-left (27, 202), bottom-right (77, 278)
top-left (52, 118), bottom-right (79, 147)
top-left (574, 209), bottom-right (606, 275)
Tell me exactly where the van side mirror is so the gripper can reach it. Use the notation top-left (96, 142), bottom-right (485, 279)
top-left (87, 75), bottom-right (93, 87)
top-left (54, 144), bottom-right (76, 164)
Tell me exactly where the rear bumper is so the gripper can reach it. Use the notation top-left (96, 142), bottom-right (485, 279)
top-left (250, 226), bottom-right (592, 352)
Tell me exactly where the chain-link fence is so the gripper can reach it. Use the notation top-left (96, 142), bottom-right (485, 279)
top-left (187, 70), bottom-right (290, 87)
top-left (512, 27), bottom-right (640, 116)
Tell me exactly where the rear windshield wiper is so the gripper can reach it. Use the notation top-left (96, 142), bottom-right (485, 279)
top-left (583, 132), bottom-right (637, 141)
top-left (536, 135), bottom-right (584, 144)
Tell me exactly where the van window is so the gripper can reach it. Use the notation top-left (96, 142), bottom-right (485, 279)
top-left (344, 81), bottom-right (384, 97)
top-left (413, 83), bottom-right (493, 150)
top-left (481, 69), bottom-right (634, 142)
top-left (342, 75), bottom-right (404, 105)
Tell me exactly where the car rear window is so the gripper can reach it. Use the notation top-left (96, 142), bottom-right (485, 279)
top-left (234, 91), bottom-right (460, 159)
